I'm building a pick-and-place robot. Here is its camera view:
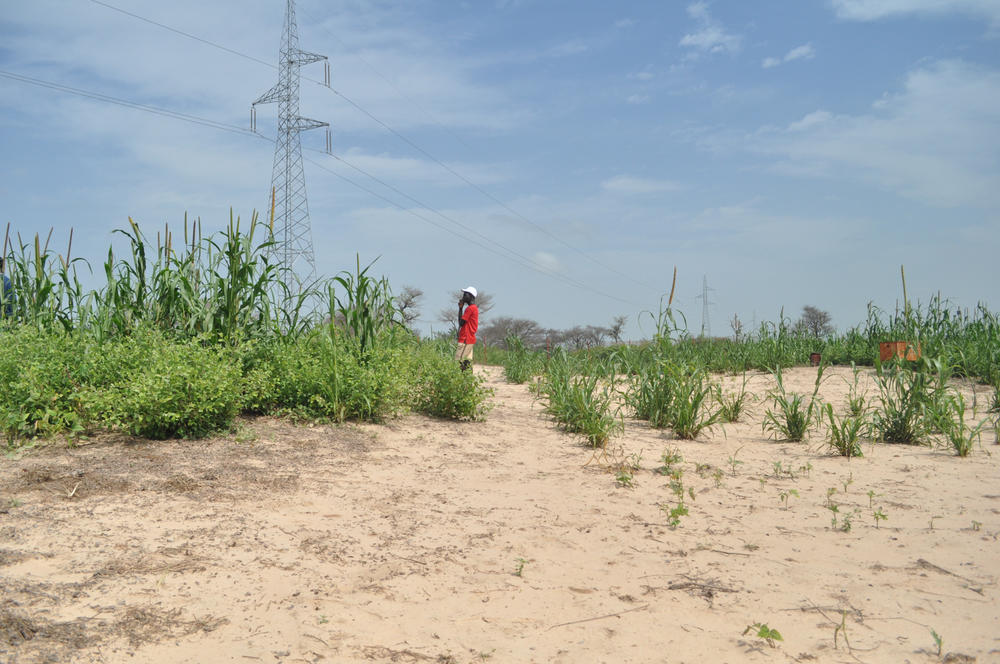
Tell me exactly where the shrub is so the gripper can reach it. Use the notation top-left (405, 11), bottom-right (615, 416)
top-left (103, 339), bottom-right (241, 439)
top-left (414, 353), bottom-right (493, 420)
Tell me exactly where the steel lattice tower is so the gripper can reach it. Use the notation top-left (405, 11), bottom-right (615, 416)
top-left (252, 0), bottom-right (330, 284)
top-left (696, 274), bottom-right (715, 338)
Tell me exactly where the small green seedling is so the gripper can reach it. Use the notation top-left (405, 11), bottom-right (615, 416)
top-left (779, 489), bottom-right (799, 510)
top-left (841, 512), bottom-right (854, 533)
top-left (669, 479), bottom-right (684, 498)
top-left (867, 489), bottom-right (879, 509)
top-left (827, 503), bottom-right (840, 528)
top-left (772, 461), bottom-right (784, 478)
top-left (712, 468), bottom-right (724, 488)
top-left (728, 446), bottom-right (744, 477)
top-left (873, 507), bottom-right (888, 528)
top-left (743, 622), bottom-right (783, 648)
top-left (615, 468), bottom-right (634, 488)
top-left (687, 486), bottom-right (696, 502)
top-left (798, 462), bottom-right (813, 477)
top-left (972, 520), bottom-right (982, 532)
top-left (826, 487), bottom-right (838, 507)
top-left (514, 558), bottom-right (527, 577)
top-left (833, 610), bottom-right (850, 650)
top-left (930, 629), bottom-right (943, 657)
top-left (662, 501), bottom-right (689, 528)
top-left (656, 447), bottom-right (683, 475)
top-left (758, 477), bottom-right (767, 492)
top-left (695, 462), bottom-right (712, 477)
top-left (841, 472), bottom-right (853, 494)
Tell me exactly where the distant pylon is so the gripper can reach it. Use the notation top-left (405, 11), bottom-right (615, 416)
top-left (252, 0), bottom-right (331, 285)
top-left (696, 274), bottom-right (715, 338)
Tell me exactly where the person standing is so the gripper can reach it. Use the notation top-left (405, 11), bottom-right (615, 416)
top-left (456, 286), bottom-right (479, 371)
top-left (0, 257), bottom-right (12, 319)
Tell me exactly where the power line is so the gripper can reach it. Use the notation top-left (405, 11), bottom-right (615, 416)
top-left (84, 0), bottom-right (663, 295)
top-left (0, 68), bottom-right (638, 306)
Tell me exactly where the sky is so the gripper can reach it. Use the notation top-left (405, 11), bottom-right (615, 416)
top-left (1, 0), bottom-right (998, 340)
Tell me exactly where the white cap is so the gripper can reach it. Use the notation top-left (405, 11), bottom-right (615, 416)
top-left (462, 286), bottom-right (478, 298)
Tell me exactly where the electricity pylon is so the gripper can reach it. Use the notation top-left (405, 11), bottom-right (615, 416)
top-left (252, 0), bottom-right (331, 285)
top-left (696, 274), bottom-right (715, 338)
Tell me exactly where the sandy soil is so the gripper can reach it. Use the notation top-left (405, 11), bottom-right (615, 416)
top-left (1, 366), bottom-right (998, 664)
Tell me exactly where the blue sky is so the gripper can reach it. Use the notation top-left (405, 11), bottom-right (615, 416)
top-left (1, 0), bottom-right (998, 339)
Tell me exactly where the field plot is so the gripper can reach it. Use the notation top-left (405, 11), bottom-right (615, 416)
top-left (2, 366), bottom-right (998, 663)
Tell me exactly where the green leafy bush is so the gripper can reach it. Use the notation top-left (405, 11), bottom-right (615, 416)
top-left (102, 339), bottom-right (241, 439)
top-left (414, 353), bottom-right (493, 420)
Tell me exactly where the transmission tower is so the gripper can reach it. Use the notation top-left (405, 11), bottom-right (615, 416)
top-left (252, 0), bottom-right (331, 285)
top-left (695, 275), bottom-right (716, 338)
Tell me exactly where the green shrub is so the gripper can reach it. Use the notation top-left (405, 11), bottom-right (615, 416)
top-left (103, 340), bottom-right (241, 439)
top-left (415, 354), bottom-right (493, 420)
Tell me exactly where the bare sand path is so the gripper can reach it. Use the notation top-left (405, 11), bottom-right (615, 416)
top-left (1, 366), bottom-right (998, 663)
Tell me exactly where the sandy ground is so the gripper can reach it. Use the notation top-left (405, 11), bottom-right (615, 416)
top-left (1, 365), bottom-right (998, 664)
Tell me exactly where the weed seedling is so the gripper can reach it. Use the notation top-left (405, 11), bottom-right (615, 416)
top-left (779, 489), bottom-right (799, 510)
top-left (743, 622), bottom-right (783, 648)
top-left (687, 486), bottom-right (696, 502)
top-left (840, 512), bottom-right (854, 533)
top-left (873, 507), bottom-right (888, 528)
top-left (826, 487), bottom-right (838, 507)
top-left (661, 501), bottom-right (689, 529)
top-left (712, 468), bottom-right (724, 488)
top-left (758, 477), bottom-right (767, 492)
top-left (798, 462), bottom-right (813, 478)
top-left (867, 489), bottom-right (879, 509)
top-left (772, 461), bottom-right (783, 478)
top-left (615, 468), bottom-right (634, 488)
top-left (841, 472), bottom-right (853, 494)
top-left (827, 503), bottom-right (840, 528)
top-left (833, 610), bottom-right (851, 650)
top-left (656, 447), bottom-right (683, 475)
top-left (514, 558), bottom-right (527, 577)
top-left (972, 520), bottom-right (982, 532)
top-left (930, 629), bottom-right (943, 657)
top-left (728, 446), bottom-right (744, 477)
top-left (669, 479), bottom-right (685, 498)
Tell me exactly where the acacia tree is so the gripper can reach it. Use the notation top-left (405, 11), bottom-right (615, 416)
top-left (396, 286), bottom-right (423, 327)
top-left (796, 305), bottom-right (834, 338)
top-left (609, 315), bottom-right (627, 344)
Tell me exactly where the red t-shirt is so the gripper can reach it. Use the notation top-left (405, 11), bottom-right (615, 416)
top-left (458, 304), bottom-right (479, 344)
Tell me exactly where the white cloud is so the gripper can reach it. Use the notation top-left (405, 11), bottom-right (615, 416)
top-left (628, 71), bottom-right (654, 80)
top-left (615, 18), bottom-right (637, 29)
top-left (831, 0), bottom-right (1000, 24)
top-left (602, 175), bottom-right (682, 194)
top-left (532, 251), bottom-right (563, 273)
top-left (679, 2), bottom-right (741, 56)
top-left (751, 60), bottom-right (1000, 207)
top-left (762, 43), bottom-right (815, 68)
top-left (626, 94), bottom-right (649, 104)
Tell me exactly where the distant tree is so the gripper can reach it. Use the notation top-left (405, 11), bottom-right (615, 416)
top-left (479, 316), bottom-right (545, 348)
top-left (609, 315), bottom-right (627, 344)
top-left (796, 305), bottom-right (834, 338)
top-left (397, 286), bottom-right (423, 327)
top-left (556, 325), bottom-right (609, 350)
